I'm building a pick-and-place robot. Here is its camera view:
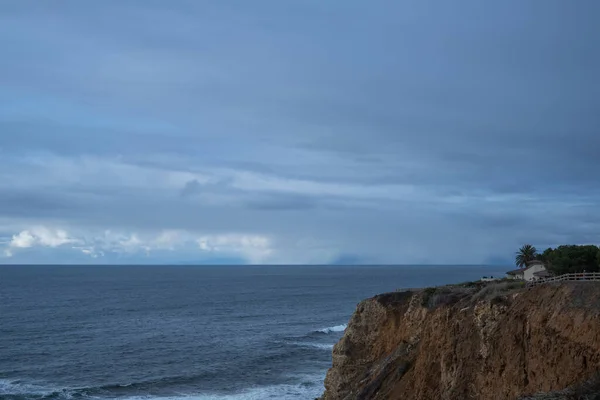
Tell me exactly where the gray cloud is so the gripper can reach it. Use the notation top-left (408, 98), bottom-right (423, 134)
top-left (0, 0), bottom-right (599, 264)
top-left (180, 179), bottom-right (203, 198)
top-left (244, 194), bottom-right (318, 211)
top-left (0, 189), bottom-right (75, 218)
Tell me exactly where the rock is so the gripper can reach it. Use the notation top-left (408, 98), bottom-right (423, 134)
top-left (320, 282), bottom-right (600, 400)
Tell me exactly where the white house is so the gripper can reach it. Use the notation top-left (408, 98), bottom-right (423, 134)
top-left (506, 261), bottom-right (549, 281)
top-left (506, 268), bottom-right (525, 280)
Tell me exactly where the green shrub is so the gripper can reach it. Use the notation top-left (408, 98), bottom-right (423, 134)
top-left (541, 245), bottom-right (600, 275)
top-left (421, 286), bottom-right (471, 308)
top-left (421, 287), bottom-right (437, 307)
top-left (472, 281), bottom-right (525, 303)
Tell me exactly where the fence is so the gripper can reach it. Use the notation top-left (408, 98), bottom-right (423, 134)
top-left (526, 272), bottom-right (600, 287)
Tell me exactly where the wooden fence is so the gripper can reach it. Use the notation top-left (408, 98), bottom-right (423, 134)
top-left (526, 272), bottom-right (600, 287)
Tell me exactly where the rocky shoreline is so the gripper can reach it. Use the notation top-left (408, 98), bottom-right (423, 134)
top-left (319, 281), bottom-right (600, 400)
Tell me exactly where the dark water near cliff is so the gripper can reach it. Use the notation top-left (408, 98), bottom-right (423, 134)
top-left (0, 265), bottom-right (504, 400)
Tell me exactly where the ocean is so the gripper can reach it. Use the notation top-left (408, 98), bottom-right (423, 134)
top-left (0, 265), bottom-right (505, 400)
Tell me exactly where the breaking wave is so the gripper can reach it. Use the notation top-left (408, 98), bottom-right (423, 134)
top-left (0, 375), bottom-right (324, 400)
top-left (315, 324), bottom-right (347, 334)
top-left (289, 341), bottom-right (334, 350)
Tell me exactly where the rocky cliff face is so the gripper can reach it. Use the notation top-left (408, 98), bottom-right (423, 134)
top-left (321, 282), bottom-right (600, 400)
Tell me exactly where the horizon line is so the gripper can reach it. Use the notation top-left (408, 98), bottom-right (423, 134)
top-left (0, 263), bottom-right (511, 267)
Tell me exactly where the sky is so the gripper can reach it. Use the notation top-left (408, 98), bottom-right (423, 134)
top-left (0, 1), bottom-right (599, 265)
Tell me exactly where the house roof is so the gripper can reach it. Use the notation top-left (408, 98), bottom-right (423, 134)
top-left (506, 261), bottom-right (546, 275)
top-left (506, 269), bottom-right (525, 275)
top-left (533, 270), bottom-right (551, 278)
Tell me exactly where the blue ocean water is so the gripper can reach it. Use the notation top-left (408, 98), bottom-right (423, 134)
top-left (0, 265), bottom-right (505, 400)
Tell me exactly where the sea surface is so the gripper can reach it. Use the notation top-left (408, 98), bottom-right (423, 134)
top-left (0, 265), bottom-right (505, 400)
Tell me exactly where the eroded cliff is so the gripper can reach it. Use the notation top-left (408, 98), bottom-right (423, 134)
top-left (321, 282), bottom-right (600, 400)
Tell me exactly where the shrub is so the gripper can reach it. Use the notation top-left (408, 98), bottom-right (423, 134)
top-left (421, 287), bottom-right (438, 307)
top-left (541, 245), bottom-right (600, 275)
top-left (472, 281), bottom-right (525, 303)
top-left (428, 292), bottom-right (460, 308)
top-left (421, 286), bottom-right (471, 309)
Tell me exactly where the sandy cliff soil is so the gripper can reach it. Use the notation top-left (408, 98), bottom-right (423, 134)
top-left (320, 282), bottom-right (600, 400)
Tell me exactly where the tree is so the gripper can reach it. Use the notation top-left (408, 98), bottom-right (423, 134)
top-left (540, 247), bottom-right (554, 262)
top-left (515, 244), bottom-right (538, 268)
top-left (544, 245), bottom-right (600, 275)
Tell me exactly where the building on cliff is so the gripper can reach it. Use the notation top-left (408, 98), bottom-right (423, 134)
top-left (506, 260), bottom-right (548, 281)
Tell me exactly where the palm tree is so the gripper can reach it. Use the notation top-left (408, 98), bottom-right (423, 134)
top-left (515, 244), bottom-right (538, 268)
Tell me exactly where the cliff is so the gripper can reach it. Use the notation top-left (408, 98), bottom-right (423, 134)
top-left (320, 281), bottom-right (600, 400)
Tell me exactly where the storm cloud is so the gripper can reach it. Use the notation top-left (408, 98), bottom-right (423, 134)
top-left (1, 1), bottom-right (599, 264)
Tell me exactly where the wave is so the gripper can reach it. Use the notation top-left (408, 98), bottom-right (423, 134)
top-left (289, 341), bottom-right (334, 350)
top-left (125, 378), bottom-right (323, 400)
top-left (315, 324), bottom-right (347, 334)
top-left (0, 376), bottom-right (211, 399)
top-left (0, 374), bottom-right (325, 400)
top-left (0, 379), bottom-right (50, 396)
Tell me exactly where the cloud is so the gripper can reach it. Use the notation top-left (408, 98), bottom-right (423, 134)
top-left (118, 234), bottom-right (147, 253)
top-left (244, 193), bottom-right (317, 211)
top-left (153, 230), bottom-right (182, 250)
top-left (7, 227), bottom-right (78, 253)
top-left (0, 1), bottom-right (599, 264)
top-left (2, 226), bottom-right (279, 264)
top-left (180, 179), bottom-right (202, 197)
top-left (197, 234), bottom-right (273, 264)
top-left (9, 231), bottom-right (36, 248)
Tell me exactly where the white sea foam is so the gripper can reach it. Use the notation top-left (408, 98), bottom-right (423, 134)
top-left (0, 375), bottom-right (325, 400)
top-left (290, 341), bottom-right (334, 350)
top-left (0, 379), bottom-right (52, 396)
top-left (121, 375), bottom-right (325, 400)
top-left (316, 324), bottom-right (347, 334)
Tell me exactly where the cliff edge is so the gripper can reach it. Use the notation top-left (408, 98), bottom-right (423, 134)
top-left (321, 281), bottom-right (600, 400)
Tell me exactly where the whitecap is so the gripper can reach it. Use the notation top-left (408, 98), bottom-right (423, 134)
top-left (0, 379), bottom-right (52, 396)
top-left (0, 375), bottom-right (326, 400)
top-left (315, 324), bottom-right (347, 334)
top-left (289, 341), bottom-right (334, 350)
top-left (119, 375), bottom-right (325, 400)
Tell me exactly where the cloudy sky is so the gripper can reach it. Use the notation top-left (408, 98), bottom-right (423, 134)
top-left (1, 1), bottom-right (598, 265)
